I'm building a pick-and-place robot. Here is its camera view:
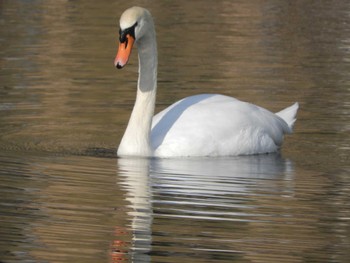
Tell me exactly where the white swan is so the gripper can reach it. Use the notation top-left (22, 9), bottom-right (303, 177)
top-left (114, 6), bottom-right (299, 157)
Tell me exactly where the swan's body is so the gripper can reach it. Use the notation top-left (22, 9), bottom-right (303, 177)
top-left (115, 7), bottom-right (299, 157)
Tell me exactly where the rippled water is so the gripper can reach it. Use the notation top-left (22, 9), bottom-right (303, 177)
top-left (1, 0), bottom-right (350, 262)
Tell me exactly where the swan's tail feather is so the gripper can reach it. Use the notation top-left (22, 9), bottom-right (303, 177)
top-left (276, 102), bottom-right (299, 131)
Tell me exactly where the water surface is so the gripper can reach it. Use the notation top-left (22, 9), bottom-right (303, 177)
top-left (1, 0), bottom-right (350, 262)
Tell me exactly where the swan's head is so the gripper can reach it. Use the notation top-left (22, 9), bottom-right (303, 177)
top-left (114, 7), bottom-right (153, 69)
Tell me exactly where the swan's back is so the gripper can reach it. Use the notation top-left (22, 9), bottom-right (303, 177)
top-left (151, 94), bottom-right (298, 157)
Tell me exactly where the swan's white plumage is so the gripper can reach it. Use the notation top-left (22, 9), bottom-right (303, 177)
top-left (116, 7), bottom-right (299, 157)
top-left (151, 94), bottom-right (298, 157)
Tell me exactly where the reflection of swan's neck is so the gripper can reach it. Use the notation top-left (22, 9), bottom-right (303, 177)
top-left (118, 27), bottom-right (157, 156)
top-left (118, 157), bottom-right (152, 262)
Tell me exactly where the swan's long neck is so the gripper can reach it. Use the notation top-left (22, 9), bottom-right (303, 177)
top-left (118, 26), bottom-right (157, 156)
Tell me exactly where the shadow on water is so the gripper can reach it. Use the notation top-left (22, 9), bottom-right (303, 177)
top-left (116, 154), bottom-right (294, 262)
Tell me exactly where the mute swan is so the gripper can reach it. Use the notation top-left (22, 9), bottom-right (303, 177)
top-left (115, 6), bottom-right (299, 157)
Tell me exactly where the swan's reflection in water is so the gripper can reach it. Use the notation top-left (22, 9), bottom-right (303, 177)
top-left (117, 158), bottom-right (153, 262)
top-left (116, 154), bottom-right (294, 262)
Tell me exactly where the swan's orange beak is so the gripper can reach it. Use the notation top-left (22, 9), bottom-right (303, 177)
top-left (115, 34), bottom-right (135, 69)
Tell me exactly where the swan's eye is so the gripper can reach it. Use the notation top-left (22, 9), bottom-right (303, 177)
top-left (119, 22), bottom-right (138, 43)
